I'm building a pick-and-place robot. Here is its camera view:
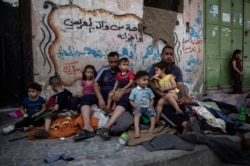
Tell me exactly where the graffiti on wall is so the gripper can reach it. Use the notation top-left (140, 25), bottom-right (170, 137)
top-left (182, 8), bottom-right (203, 94)
top-left (38, 1), bottom-right (162, 86)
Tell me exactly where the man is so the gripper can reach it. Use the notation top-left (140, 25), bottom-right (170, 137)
top-left (95, 52), bottom-right (133, 140)
top-left (149, 45), bottom-right (193, 134)
top-left (149, 45), bottom-right (193, 105)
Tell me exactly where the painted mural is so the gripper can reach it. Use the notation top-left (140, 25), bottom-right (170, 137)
top-left (31, 0), bottom-right (204, 98)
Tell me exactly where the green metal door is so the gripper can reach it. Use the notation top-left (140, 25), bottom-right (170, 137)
top-left (243, 0), bottom-right (250, 88)
top-left (205, 0), bottom-right (245, 92)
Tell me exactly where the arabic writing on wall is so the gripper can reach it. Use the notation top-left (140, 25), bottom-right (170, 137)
top-left (44, 4), bottom-right (160, 85)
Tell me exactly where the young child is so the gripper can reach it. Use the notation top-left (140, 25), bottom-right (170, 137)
top-left (68, 64), bottom-right (98, 115)
top-left (73, 65), bottom-right (98, 141)
top-left (33, 75), bottom-right (72, 138)
top-left (2, 82), bottom-right (46, 134)
top-left (152, 62), bottom-right (182, 124)
top-left (106, 57), bottom-right (135, 113)
top-left (231, 49), bottom-right (243, 94)
top-left (81, 64), bottom-right (97, 96)
top-left (129, 70), bottom-right (156, 138)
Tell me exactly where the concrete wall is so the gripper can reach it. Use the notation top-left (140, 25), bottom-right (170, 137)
top-left (31, 0), bottom-right (204, 99)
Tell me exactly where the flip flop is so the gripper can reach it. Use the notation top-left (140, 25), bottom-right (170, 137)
top-left (97, 128), bottom-right (110, 140)
top-left (73, 129), bottom-right (95, 141)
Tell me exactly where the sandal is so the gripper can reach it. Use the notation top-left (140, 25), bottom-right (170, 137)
top-left (73, 129), bottom-right (95, 141)
top-left (97, 128), bottom-right (110, 140)
top-left (33, 129), bottom-right (49, 139)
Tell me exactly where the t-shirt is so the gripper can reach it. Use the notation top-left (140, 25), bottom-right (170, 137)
top-left (22, 96), bottom-right (46, 116)
top-left (149, 62), bottom-right (183, 83)
top-left (95, 66), bottom-right (118, 97)
top-left (53, 88), bottom-right (72, 110)
top-left (116, 70), bottom-right (135, 89)
top-left (129, 86), bottom-right (155, 108)
top-left (157, 74), bottom-right (179, 93)
top-left (81, 80), bottom-right (95, 95)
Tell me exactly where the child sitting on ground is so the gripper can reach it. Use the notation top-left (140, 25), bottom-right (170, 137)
top-left (129, 70), bottom-right (156, 138)
top-left (106, 57), bottom-right (135, 114)
top-left (2, 82), bottom-right (46, 134)
top-left (33, 75), bottom-right (73, 139)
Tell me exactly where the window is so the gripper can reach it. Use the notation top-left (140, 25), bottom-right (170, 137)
top-left (144, 0), bottom-right (183, 13)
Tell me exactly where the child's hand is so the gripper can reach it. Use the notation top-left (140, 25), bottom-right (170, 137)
top-left (148, 105), bottom-right (153, 109)
top-left (31, 113), bottom-right (39, 119)
top-left (160, 87), bottom-right (165, 92)
top-left (135, 105), bottom-right (141, 110)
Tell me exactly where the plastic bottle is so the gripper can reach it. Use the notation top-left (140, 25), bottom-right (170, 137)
top-left (114, 132), bottom-right (128, 152)
top-left (238, 105), bottom-right (246, 123)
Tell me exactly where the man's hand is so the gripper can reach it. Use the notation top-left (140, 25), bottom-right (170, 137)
top-left (178, 96), bottom-right (194, 105)
top-left (112, 90), bottom-right (123, 102)
top-left (98, 98), bottom-right (106, 110)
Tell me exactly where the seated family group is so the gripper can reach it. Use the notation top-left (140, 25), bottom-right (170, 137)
top-left (4, 45), bottom-right (194, 141)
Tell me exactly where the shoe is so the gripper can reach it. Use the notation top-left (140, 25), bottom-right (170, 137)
top-left (3, 125), bottom-right (15, 134)
top-left (97, 128), bottom-right (110, 140)
top-left (33, 129), bottom-right (49, 139)
top-left (73, 129), bottom-right (96, 141)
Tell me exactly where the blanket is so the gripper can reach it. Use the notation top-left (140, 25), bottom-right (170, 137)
top-left (202, 93), bottom-right (248, 112)
top-left (28, 115), bottom-right (99, 139)
top-left (127, 125), bottom-right (176, 146)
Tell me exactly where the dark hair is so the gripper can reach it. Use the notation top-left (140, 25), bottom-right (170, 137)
top-left (232, 49), bottom-right (241, 58)
top-left (108, 52), bottom-right (119, 58)
top-left (49, 75), bottom-right (62, 86)
top-left (161, 45), bottom-right (174, 54)
top-left (26, 82), bottom-right (42, 92)
top-left (119, 57), bottom-right (129, 64)
top-left (82, 64), bottom-right (97, 80)
top-left (154, 62), bottom-right (171, 74)
top-left (135, 70), bottom-right (149, 79)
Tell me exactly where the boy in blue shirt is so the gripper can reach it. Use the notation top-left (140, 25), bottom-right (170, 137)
top-left (129, 70), bottom-right (156, 138)
top-left (2, 82), bottom-right (46, 134)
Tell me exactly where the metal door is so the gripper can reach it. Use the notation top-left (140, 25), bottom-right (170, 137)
top-left (0, 0), bottom-right (33, 107)
top-left (243, 0), bottom-right (250, 87)
top-left (205, 0), bottom-right (245, 92)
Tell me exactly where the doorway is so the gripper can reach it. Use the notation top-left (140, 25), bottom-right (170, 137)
top-left (0, 0), bottom-right (33, 107)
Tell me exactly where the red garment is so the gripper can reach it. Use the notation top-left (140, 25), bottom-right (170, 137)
top-left (231, 56), bottom-right (242, 77)
top-left (115, 70), bottom-right (135, 88)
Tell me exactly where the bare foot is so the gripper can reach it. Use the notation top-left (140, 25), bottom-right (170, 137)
top-left (70, 110), bottom-right (78, 118)
top-left (148, 128), bottom-right (154, 133)
top-left (182, 122), bottom-right (189, 135)
top-left (134, 132), bottom-right (140, 139)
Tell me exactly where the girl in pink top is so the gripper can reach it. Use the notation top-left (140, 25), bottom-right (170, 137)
top-left (81, 65), bottom-right (97, 96)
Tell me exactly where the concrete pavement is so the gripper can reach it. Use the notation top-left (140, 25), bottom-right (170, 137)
top-left (0, 109), bottom-right (248, 166)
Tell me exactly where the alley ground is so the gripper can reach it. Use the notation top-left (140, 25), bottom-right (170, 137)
top-left (0, 107), bottom-right (249, 166)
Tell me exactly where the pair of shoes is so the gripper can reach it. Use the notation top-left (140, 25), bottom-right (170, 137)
top-left (33, 129), bottom-right (49, 139)
top-left (73, 129), bottom-right (96, 141)
top-left (97, 128), bottom-right (110, 140)
top-left (2, 125), bottom-right (15, 134)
